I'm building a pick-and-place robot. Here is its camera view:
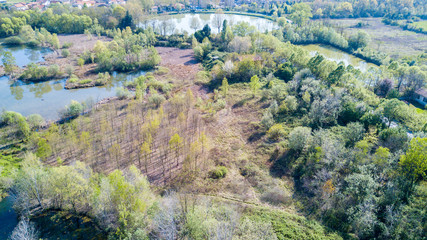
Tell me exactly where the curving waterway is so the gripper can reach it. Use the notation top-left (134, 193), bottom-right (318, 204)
top-left (300, 44), bottom-right (377, 71)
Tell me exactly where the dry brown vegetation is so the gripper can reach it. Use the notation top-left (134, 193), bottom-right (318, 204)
top-left (41, 93), bottom-right (208, 186)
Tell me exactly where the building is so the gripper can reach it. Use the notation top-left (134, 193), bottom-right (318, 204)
top-left (413, 88), bottom-right (427, 107)
top-left (11, 2), bottom-right (28, 10)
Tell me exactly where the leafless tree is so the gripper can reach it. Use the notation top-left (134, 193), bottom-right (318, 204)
top-left (10, 218), bottom-right (39, 240)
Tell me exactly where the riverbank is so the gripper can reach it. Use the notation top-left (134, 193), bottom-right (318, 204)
top-left (169, 10), bottom-right (277, 22)
top-left (299, 43), bottom-right (380, 69)
top-left (0, 34), bottom-right (110, 81)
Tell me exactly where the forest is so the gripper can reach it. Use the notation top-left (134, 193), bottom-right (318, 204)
top-left (0, 0), bottom-right (426, 239)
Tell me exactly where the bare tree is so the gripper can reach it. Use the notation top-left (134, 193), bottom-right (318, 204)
top-left (10, 218), bottom-right (39, 240)
top-left (190, 16), bottom-right (201, 32)
top-left (152, 193), bottom-right (179, 240)
top-left (212, 9), bottom-right (225, 33)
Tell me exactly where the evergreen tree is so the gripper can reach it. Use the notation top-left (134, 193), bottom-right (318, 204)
top-left (119, 11), bottom-right (134, 30)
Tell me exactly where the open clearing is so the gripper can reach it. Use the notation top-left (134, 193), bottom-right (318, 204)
top-left (315, 18), bottom-right (427, 59)
top-left (412, 20), bottom-right (427, 31)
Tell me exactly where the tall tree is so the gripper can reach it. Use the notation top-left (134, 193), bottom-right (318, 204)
top-left (249, 75), bottom-right (260, 97)
top-left (119, 11), bottom-right (134, 30)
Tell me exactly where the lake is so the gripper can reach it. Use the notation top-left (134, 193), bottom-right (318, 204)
top-left (0, 44), bottom-right (145, 120)
top-left (0, 44), bottom-right (52, 68)
top-left (0, 197), bottom-right (18, 239)
top-left (300, 44), bottom-right (377, 71)
top-left (141, 13), bottom-right (278, 35)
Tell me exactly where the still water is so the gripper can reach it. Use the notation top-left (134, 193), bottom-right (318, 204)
top-left (0, 197), bottom-right (18, 239)
top-left (0, 44), bottom-right (51, 68)
top-left (141, 13), bottom-right (278, 35)
top-left (0, 71), bottom-right (145, 120)
top-left (1, 44), bottom-right (145, 120)
top-left (301, 44), bottom-right (377, 71)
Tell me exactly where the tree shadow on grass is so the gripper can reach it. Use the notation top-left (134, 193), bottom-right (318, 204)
top-left (269, 149), bottom-right (295, 178)
top-left (232, 96), bottom-right (253, 109)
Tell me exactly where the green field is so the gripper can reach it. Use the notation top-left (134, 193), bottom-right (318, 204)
top-left (412, 20), bottom-right (427, 31)
top-left (314, 18), bottom-right (427, 59)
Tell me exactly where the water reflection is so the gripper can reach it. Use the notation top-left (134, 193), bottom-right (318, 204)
top-left (300, 44), bottom-right (377, 71)
top-left (0, 43), bottom-right (52, 68)
top-left (1, 71), bottom-right (146, 119)
top-left (0, 197), bottom-right (18, 240)
top-left (142, 13), bottom-right (278, 35)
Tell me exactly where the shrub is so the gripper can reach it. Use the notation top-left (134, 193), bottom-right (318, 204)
top-left (27, 40), bottom-right (41, 47)
top-left (209, 166), bottom-right (228, 179)
top-left (267, 124), bottom-right (287, 141)
top-left (148, 92), bottom-right (166, 108)
top-left (77, 58), bottom-right (85, 67)
top-left (214, 99), bottom-right (226, 111)
top-left (68, 75), bottom-right (79, 83)
top-left (62, 42), bottom-right (73, 49)
top-left (95, 72), bottom-right (110, 86)
top-left (65, 65), bottom-right (74, 76)
top-left (3, 36), bottom-right (24, 45)
top-left (48, 65), bottom-right (60, 77)
top-left (79, 79), bottom-right (92, 85)
top-left (279, 96), bottom-right (298, 113)
top-left (27, 114), bottom-right (44, 129)
top-left (61, 100), bottom-right (83, 118)
top-left (0, 111), bottom-right (30, 138)
top-left (261, 187), bottom-right (292, 206)
top-left (61, 49), bottom-right (70, 58)
top-left (116, 87), bottom-right (131, 99)
top-left (261, 111), bottom-right (274, 129)
top-left (155, 66), bottom-right (169, 75)
top-left (288, 127), bottom-right (312, 152)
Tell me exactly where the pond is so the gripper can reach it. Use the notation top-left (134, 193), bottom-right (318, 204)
top-left (1, 44), bottom-right (146, 120)
top-left (0, 71), bottom-right (145, 120)
top-left (0, 197), bottom-right (18, 239)
top-left (300, 44), bottom-right (377, 71)
top-left (0, 44), bottom-right (52, 68)
top-left (141, 13), bottom-right (278, 35)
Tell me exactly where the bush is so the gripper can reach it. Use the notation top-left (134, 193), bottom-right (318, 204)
top-left (3, 36), bottom-right (24, 46)
top-left (48, 65), bottom-right (60, 77)
top-left (260, 187), bottom-right (292, 206)
top-left (61, 100), bottom-right (83, 118)
top-left (79, 79), bottom-right (92, 85)
top-left (155, 66), bottom-right (169, 75)
top-left (288, 127), bottom-right (312, 152)
top-left (214, 99), bottom-right (226, 111)
top-left (116, 87), bottom-right (131, 99)
top-left (209, 166), bottom-right (228, 179)
top-left (65, 65), bottom-right (74, 76)
top-left (148, 92), bottom-right (166, 108)
top-left (68, 75), bottom-right (79, 83)
top-left (27, 114), bottom-right (44, 129)
top-left (267, 124), bottom-right (287, 141)
top-left (61, 49), bottom-right (70, 58)
top-left (62, 42), bottom-right (73, 49)
top-left (77, 58), bottom-right (85, 67)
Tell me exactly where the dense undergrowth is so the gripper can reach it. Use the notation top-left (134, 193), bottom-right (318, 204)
top-left (0, 1), bottom-right (426, 240)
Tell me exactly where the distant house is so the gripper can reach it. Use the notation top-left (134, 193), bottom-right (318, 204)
top-left (173, 3), bottom-right (184, 11)
top-left (11, 2), bottom-right (28, 10)
top-left (413, 88), bottom-right (427, 107)
top-left (150, 5), bottom-right (158, 13)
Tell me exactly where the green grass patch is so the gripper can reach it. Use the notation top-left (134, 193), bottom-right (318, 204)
top-left (0, 146), bottom-right (23, 177)
top-left (411, 21), bottom-right (427, 31)
top-left (245, 207), bottom-right (342, 240)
